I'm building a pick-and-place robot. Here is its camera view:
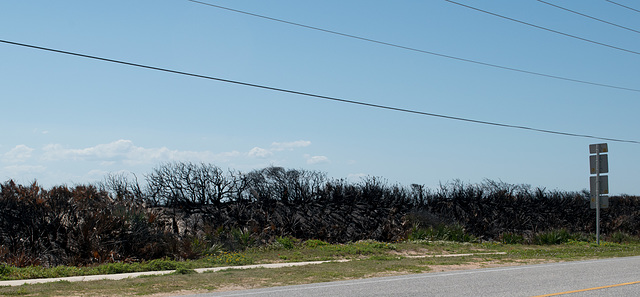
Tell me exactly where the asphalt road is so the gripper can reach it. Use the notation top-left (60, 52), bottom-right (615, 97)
top-left (183, 256), bottom-right (640, 297)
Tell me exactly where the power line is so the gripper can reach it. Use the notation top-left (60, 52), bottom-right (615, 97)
top-left (605, 0), bottom-right (640, 14)
top-left (1, 38), bottom-right (639, 144)
top-left (444, 0), bottom-right (640, 56)
top-left (537, 0), bottom-right (640, 34)
top-left (186, 0), bottom-right (640, 93)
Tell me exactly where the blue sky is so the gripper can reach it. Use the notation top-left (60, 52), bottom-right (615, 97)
top-left (1, 0), bottom-right (639, 194)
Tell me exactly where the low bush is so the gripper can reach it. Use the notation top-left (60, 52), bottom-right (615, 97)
top-left (533, 229), bottom-right (573, 245)
top-left (145, 258), bottom-right (178, 271)
top-left (500, 232), bottom-right (525, 245)
top-left (409, 224), bottom-right (476, 243)
top-left (0, 263), bottom-right (13, 280)
top-left (202, 252), bottom-right (252, 266)
top-left (607, 231), bottom-right (639, 244)
top-left (172, 266), bottom-right (195, 275)
top-left (304, 239), bottom-right (329, 248)
top-left (274, 236), bottom-right (298, 250)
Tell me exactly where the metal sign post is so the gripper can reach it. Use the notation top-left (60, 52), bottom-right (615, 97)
top-left (589, 143), bottom-right (609, 245)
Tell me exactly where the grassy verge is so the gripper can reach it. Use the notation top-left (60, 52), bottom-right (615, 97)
top-left (2, 240), bottom-right (640, 296)
top-left (0, 252), bottom-right (253, 281)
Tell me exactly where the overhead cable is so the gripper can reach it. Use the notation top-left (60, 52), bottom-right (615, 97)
top-left (186, 0), bottom-right (640, 93)
top-left (605, 0), bottom-right (640, 13)
top-left (537, 0), bottom-right (640, 34)
top-left (1, 39), bottom-right (639, 144)
top-left (444, 0), bottom-right (640, 56)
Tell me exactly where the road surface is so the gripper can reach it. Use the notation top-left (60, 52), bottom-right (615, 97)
top-left (184, 256), bottom-right (640, 297)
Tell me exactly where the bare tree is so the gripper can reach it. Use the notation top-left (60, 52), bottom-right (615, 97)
top-left (242, 167), bottom-right (327, 204)
top-left (99, 172), bottom-right (144, 202)
top-left (145, 162), bottom-right (237, 208)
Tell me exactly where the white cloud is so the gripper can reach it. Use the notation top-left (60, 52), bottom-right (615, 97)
top-left (32, 128), bottom-right (49, 135)
top-left (248, 147), bottom-right (273, 158)
top-left (306, 155), bottom-right (329, 165)
top-left (87, 169), bottom-right (109, 178)
top-left (3, 164), bottom-right (46, 175)
top-left (41, 140), bottom-right (241, 165)
top-left (3, 145), bottom-right (34, 163)
top-left (26, 139), bottom-right (323, 184)
top-left (271, 140), bottom-right (311, 151)
top-left (246, 140), bottom-right (312, 159)
top-left (347, 173), bottom-right (367, 181)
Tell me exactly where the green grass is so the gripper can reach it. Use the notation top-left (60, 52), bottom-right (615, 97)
top-left (506, 241), bottom-right (640, 260)
top-left (3, 239), bottom-right (640, 296)
top-left (243, 239), bottom-right (397, 263)
top-left (0, 252), bottom-right (253, 281)
top-left (0, 240), bottom-right (395, 281)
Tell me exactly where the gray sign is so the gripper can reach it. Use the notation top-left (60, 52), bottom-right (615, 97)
top-left (591, 196), bottom-right (609, 209)
top-left (589, 143), bottom-right (608, 154)
top-left (589, 154), bottom-right (609, 174)
top-left (590, 175), bottom-right (609, 196)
